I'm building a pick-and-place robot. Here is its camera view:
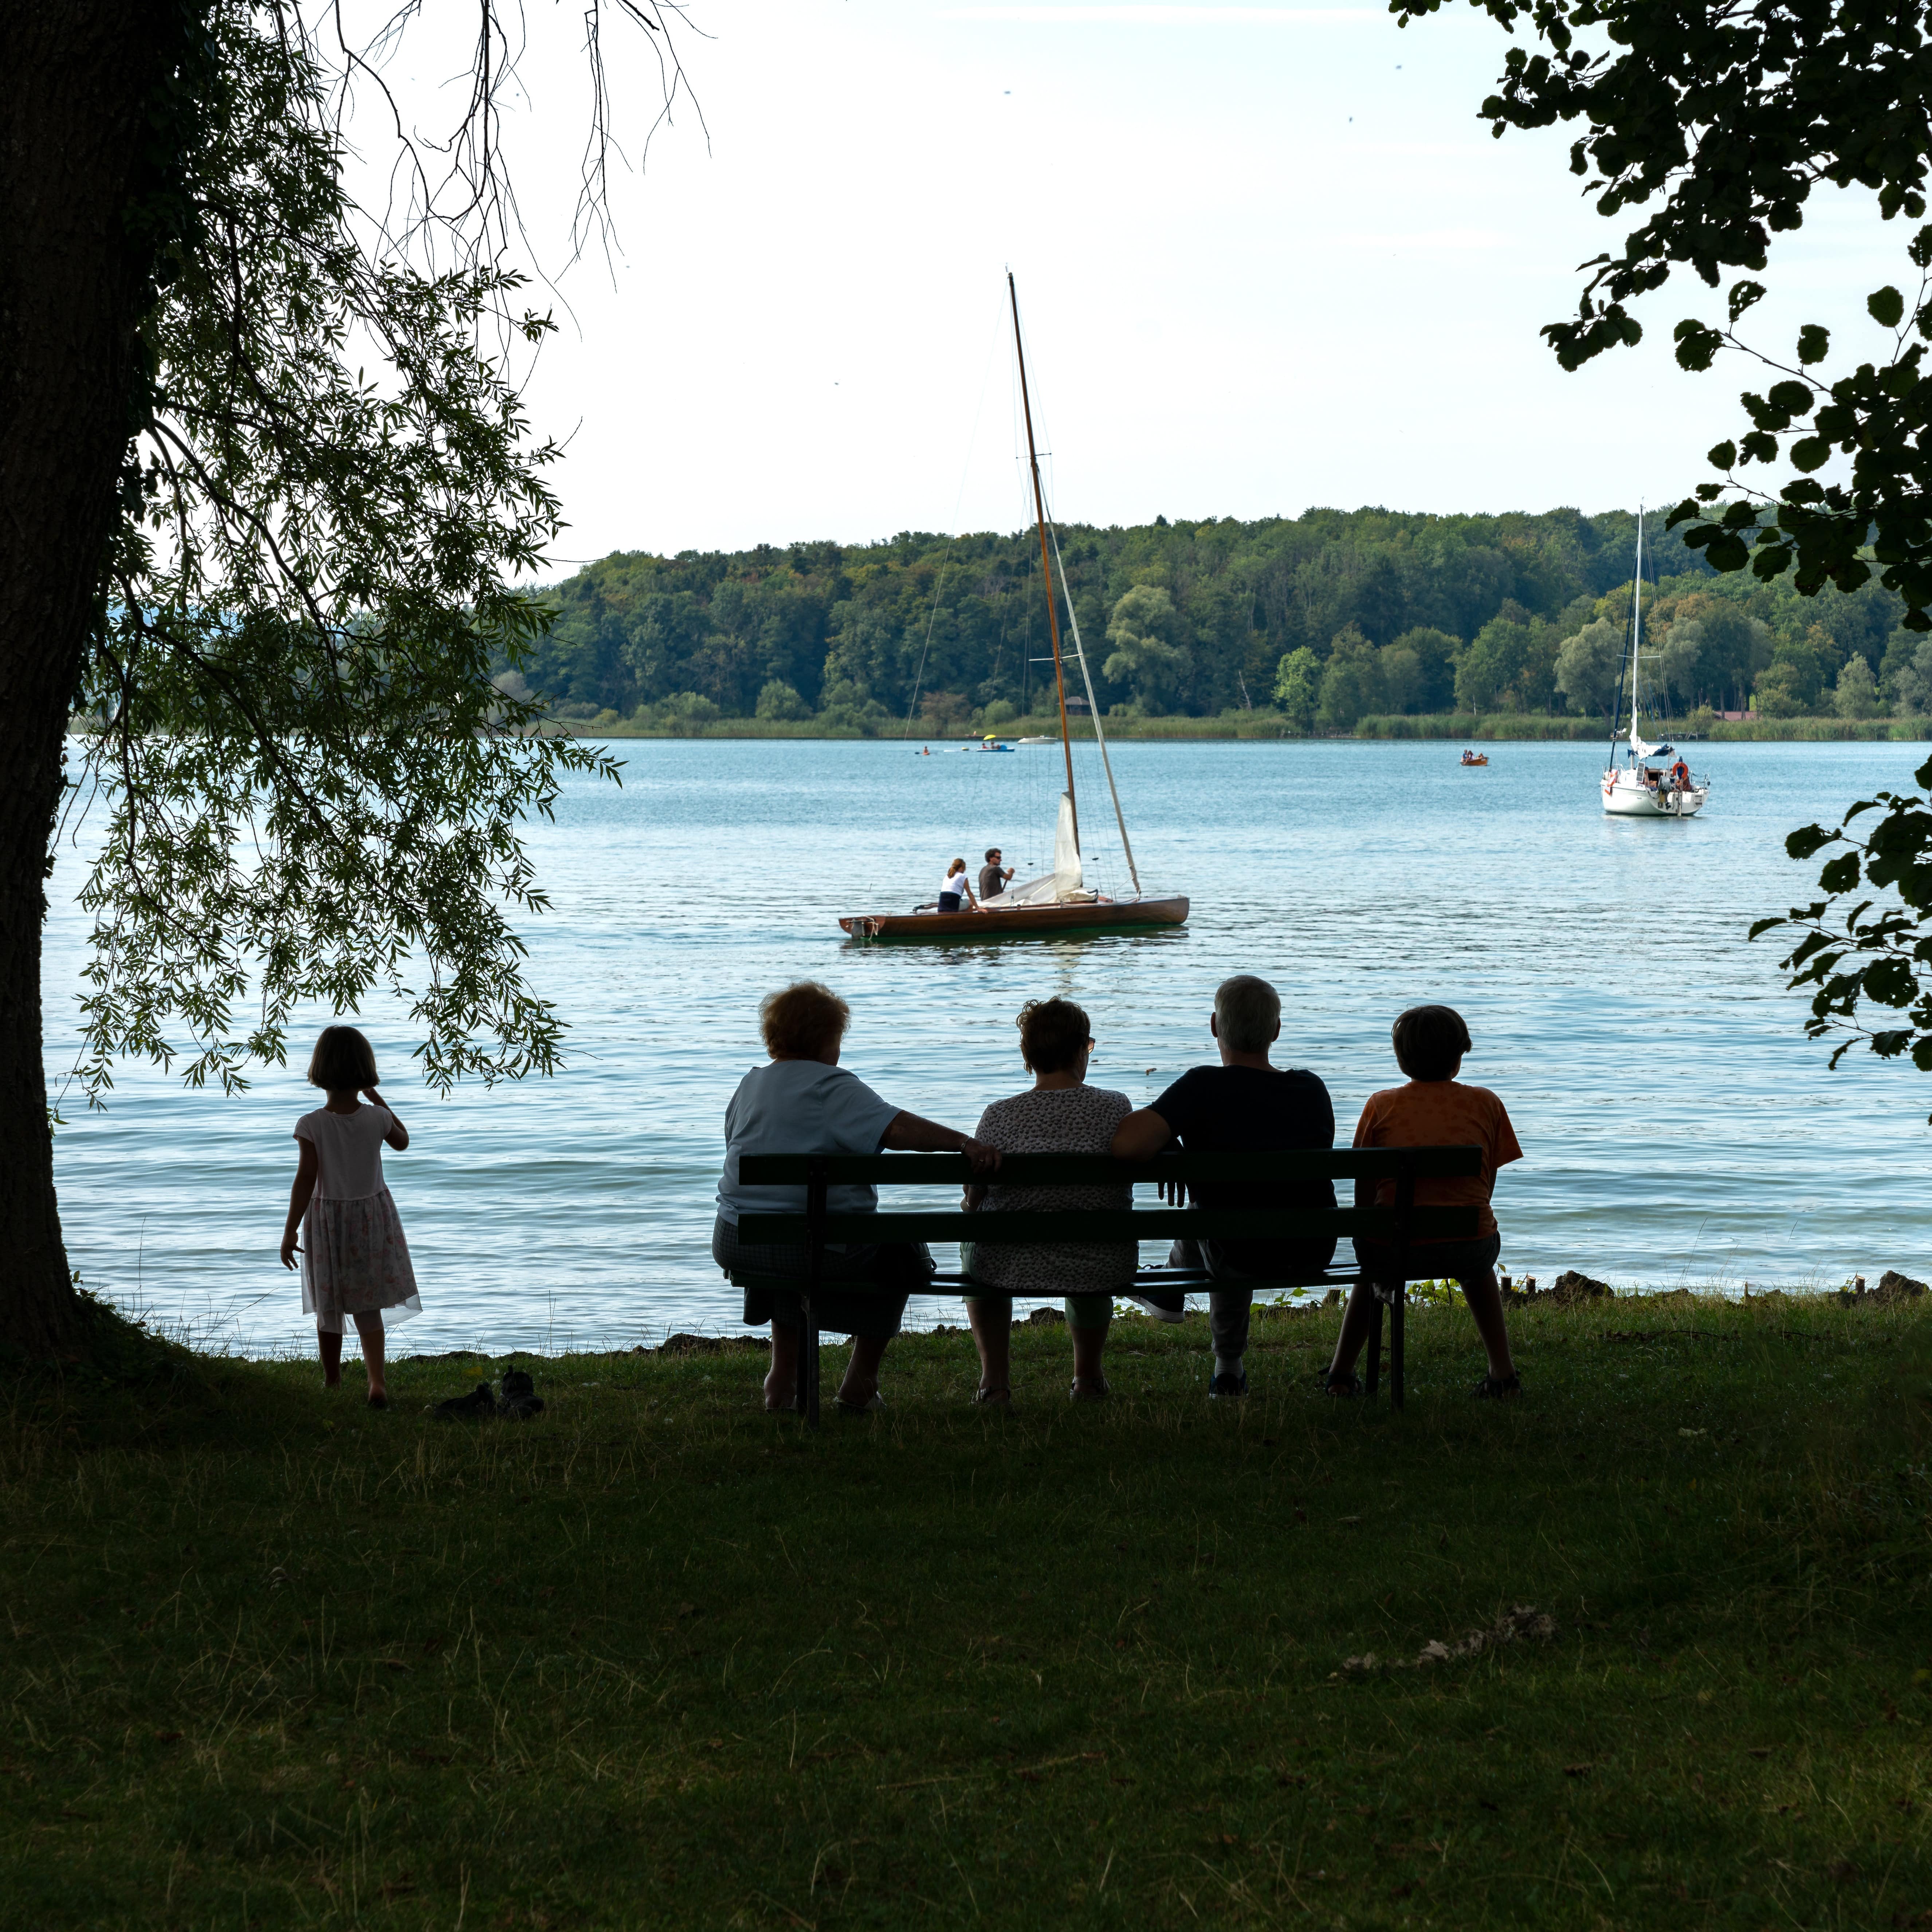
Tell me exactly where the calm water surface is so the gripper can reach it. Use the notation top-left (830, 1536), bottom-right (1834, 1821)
top-left (40, 736), bottom-right (1932, 1354)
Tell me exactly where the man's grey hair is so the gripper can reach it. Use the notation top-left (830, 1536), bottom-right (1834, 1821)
top-left (1214, 974), bottom-right (1281, 1054)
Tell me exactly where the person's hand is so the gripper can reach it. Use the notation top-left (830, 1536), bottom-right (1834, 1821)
top-left (960, 1136), bottom-right (1001, 1176)
top-left (361, 1085), bottom-right (382, 1104)
top-left (280, 1232), bottom-right (300, 1270)
top-left (1157, 1175), bottom-right (1188, 1206)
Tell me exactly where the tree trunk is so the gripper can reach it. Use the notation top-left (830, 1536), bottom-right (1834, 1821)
top-left (0, 4), bottom-right (185, 1355)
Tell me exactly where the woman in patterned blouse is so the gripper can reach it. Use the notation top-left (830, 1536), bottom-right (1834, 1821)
top-left (961, 997), bottom-right (1135, 1403)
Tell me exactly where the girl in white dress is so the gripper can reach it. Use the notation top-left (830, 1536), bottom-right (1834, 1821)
top-left (279, 1025), bottom-right (421, 1406)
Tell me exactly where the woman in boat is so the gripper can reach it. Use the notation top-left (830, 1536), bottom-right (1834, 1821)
top-left (960, 997), bottom-right (1135, 1404)
top-left (714, 981), bottom-right (999, 1413)
top-left (937, 859), bottom-right (977, 913)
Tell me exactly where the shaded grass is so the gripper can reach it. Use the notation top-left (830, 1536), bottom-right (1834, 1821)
top-left (4, 1295), bottom-right (1932, 1928)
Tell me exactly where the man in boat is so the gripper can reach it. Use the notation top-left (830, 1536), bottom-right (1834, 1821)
top-left (1669, 756), bottom-right (1691, 791)
top-left (978, 847), bottom-right (1014, 905)
top-left (1107, 976), bottom-right (1337, 1399)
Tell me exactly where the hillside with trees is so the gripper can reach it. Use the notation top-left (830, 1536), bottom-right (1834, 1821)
top-left (510, 506), bottom-right (1921, 734)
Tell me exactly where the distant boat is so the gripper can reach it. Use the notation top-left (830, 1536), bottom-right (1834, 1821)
top-left (840, 276), bottom-right (1190, 944)
top-left (962, 734), bottom-right (1015, 753)
top-left (1601, 509), bottom-right (1711, 819)
top-left (1460, 749), bottom-right (1489, 767)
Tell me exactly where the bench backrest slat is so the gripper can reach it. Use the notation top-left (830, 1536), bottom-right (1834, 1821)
top-left (738, 1205), bottom-right (1481, 1246)
top-left (737, 1148), bottom-right (1482, 1187)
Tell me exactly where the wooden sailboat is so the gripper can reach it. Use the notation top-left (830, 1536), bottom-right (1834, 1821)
top-left (839, 275), bottom-right (1190, 943)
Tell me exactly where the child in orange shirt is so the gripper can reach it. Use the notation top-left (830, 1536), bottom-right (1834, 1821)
top-left (1324, 1005), bottom-right (1523, 1399)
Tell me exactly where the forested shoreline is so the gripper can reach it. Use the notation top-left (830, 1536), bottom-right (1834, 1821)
top-left (507, 506), bottom-right (1932, 737)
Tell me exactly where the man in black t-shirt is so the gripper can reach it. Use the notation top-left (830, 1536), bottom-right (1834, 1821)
top-left (978, 847), bottom-right (1014, 903)
top-left (1110, 975), bottom-right (1336, 1398)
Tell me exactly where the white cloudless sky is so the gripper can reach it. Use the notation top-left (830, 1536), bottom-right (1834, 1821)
top-left (382, 1), bottom-right (1912, 563)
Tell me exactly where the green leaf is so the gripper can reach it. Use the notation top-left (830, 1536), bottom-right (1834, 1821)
top-left (1766, 379), bottom-right (1814, 416)
top-left (1728, 280), bottom-right (1766, 323)
top-left (1789, 436), bottom-right (1831, 472)
top-left (1796, 324), bottom-right (1830, 365)
top-left (1865, 958), bottom-right (1918, 1007)
top-left (1786, 825), bottom-right (1837, 859)
top-left (1747, 916), bottom-right (1786, 940)
top-left (1869, 285), bottom-right (1907, 329)
top-left (1674, 320), bottom-right (1723, 372)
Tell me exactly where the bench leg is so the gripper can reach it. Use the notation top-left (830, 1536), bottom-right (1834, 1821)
top-left (1364, 1290), bottom-right (1382, 1399)
top-left (1390, 1286), bottom-right (1405, 1413)
top-left (804, 1297), bottom-right (820, 1429)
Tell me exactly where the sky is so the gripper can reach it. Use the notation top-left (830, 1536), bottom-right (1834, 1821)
top-left (358, 1), bottom-right (1909, 564)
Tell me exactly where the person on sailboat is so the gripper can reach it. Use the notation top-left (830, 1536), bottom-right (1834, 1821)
top-left (1670, 756), bottom-right (1691, 791)
top-left (978, 848), bottom-right (1014, 903)
top-left (1108, 976), bottom-right (1337, 1399)
top-left (937, 859), bottom-right (977, 914)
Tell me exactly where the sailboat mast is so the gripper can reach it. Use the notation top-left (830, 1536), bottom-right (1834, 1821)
top-left (1008, 271), bottom-right (1080, 853)
top-left (1627, 506), bottom-right (1645, 760)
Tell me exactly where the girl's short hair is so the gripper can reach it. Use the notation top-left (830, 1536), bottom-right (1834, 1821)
top-left (1017, 996), bottom-right (1092, 1075)
top-left (308, 1024), bottom-right (379, 1091)
top-left (761, 981), bottom-right (851, 1059)
top-left (1392, 1005), bottom-right (1472, 1082)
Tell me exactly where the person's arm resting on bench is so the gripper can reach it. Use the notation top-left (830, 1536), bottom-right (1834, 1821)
top-left (883, 1111), bottom-right (1002, 1177)
top-left (1111, 1106), bottom-right (1185, 1202)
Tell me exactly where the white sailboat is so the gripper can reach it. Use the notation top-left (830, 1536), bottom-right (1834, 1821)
top-left (1601, 508), bottom-right (1711, 818)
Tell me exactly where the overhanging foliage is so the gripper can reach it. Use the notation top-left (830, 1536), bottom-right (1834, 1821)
top-left (71, 7), bottom-right (626, 1100)
top-left (1398, 0), bottom-right (1932, 623)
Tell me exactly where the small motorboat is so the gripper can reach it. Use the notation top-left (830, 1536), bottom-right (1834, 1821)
top-left (1460, 749), bottom-right (1489, 767)
top-left (963, 734), bottom-right (1015, 753)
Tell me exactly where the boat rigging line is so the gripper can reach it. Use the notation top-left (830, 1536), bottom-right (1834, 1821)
top-left (1008, 269), bottom-right (1081, 855)
top-left (1048, 520), bottom-right (1141, 897)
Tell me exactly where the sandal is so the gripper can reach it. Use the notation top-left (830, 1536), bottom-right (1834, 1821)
top-left (835, 1390), bottom-right (886, 1415)
top-left (1320, 1371), bottom-right (1361, 1398)
top-left (1069, 1377), bottom-right (1110, 1402)
top-left (1473, 1371), bottom-right (1523, 1399)
top-left (972, 1387), bottom-right (1012, 1406)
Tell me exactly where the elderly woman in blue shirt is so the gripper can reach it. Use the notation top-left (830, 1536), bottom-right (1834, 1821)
top-left (715, 980), bottom-right (998, 1413)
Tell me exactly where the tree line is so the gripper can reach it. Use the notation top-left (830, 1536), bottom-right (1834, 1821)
top-left (516, 505), bottom-right (1918, 732)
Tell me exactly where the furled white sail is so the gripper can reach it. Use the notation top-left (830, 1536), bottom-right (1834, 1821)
top-left (985, 792), bottom-right (1085, 906)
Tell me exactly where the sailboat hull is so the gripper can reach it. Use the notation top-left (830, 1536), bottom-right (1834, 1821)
top-left (840, 896), bottom-right (1190, 942)
top-left (1602, 775), bottom-right (1710, 817)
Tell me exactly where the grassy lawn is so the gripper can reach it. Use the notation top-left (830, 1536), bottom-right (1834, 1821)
top-left (4, 1293), bottom-right (1931, 1929)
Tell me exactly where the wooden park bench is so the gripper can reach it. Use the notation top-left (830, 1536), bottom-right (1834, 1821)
top-left (734, 1147), bottom-right (1481, 1424)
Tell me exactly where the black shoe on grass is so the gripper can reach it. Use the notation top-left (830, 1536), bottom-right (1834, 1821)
top-left (434, 1382), bottom-right (497, 1420)
top-left (499, 1369), bottom-right (545, 1419)
top-left (1208, 1368), bottom-right (1249, 1399)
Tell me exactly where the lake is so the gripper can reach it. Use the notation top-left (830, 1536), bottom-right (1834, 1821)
top-left (39, 734), bottom-right (1932, 1355)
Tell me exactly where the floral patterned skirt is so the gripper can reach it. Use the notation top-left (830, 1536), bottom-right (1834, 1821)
top-left (302, 1187), bottom-right (422, 1334)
